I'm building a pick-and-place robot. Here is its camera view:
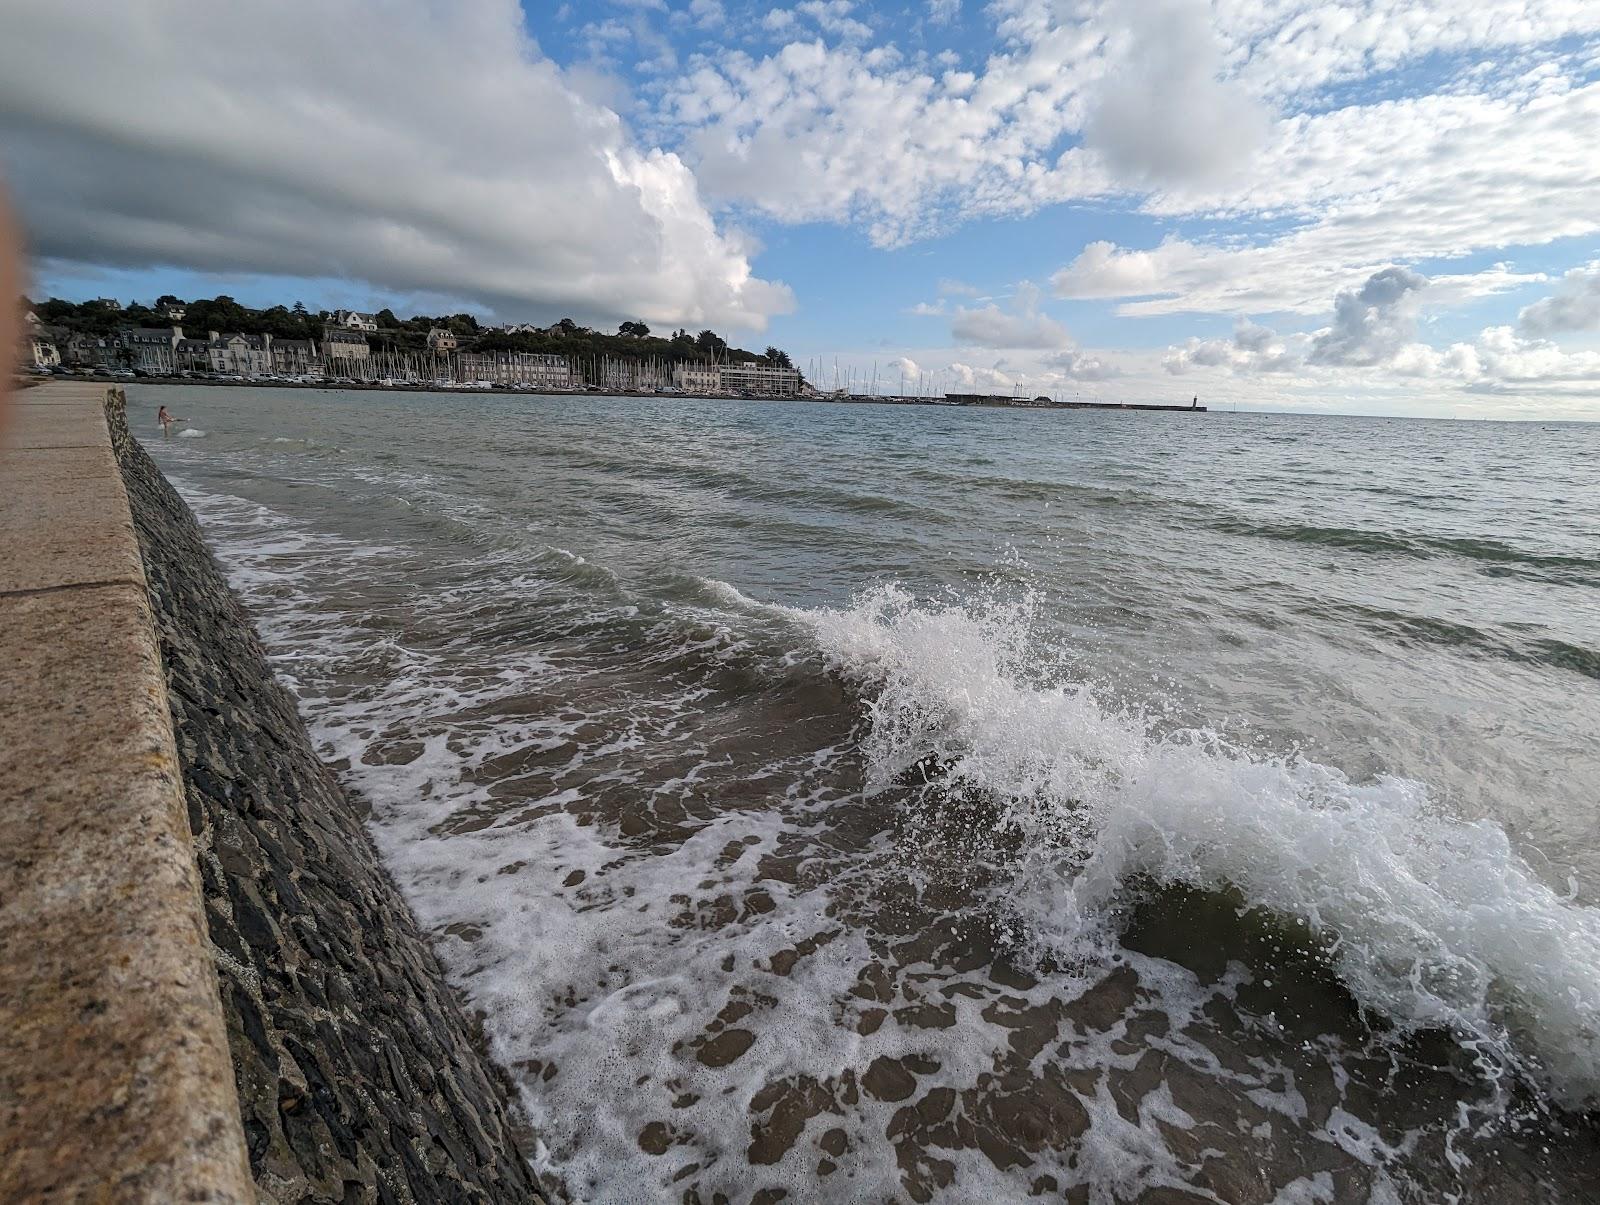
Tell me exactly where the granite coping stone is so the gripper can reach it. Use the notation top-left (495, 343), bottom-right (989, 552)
top-left (0, 446), bottom-right (148, 595)
top-left (4, 398), bottom-right (113, 449)
top-left (0, 383), bottom-right (252, 1201)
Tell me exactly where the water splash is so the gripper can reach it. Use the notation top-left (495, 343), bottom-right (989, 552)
top-left (804, 583), bottom-right (1600, 1109)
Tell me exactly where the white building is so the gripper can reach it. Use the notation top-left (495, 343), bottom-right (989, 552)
top-left (27, 332), bottom-right (61, 369)
top-left (208, 332), bottom-right (271, 376)
top-left (673, 363), bottom-right (720, 393)
top-left (322, 328), bottom-right (371, 371)
top-left (718, 362), bottom-right (800, 396)
top-left (333, 309), bottom-right (378, 332)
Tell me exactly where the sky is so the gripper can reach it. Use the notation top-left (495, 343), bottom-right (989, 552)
top-left (2, 1), bottom-right (1599, 418)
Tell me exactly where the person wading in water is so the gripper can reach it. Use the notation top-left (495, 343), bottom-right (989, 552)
top-left (157, 404), bottom-right (182, 437)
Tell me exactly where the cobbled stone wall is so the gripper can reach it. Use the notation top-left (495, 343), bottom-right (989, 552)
top-left (109, 396), bottom-right (550, 1204)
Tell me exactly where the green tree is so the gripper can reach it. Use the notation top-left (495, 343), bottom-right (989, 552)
top-left (375, 307), bottom-right (400, 328)
top-left (185, 295), bottom-right (252, 333)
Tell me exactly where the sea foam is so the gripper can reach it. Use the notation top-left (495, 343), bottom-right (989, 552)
top-left (803, 583), bottom-right (1600, 1108)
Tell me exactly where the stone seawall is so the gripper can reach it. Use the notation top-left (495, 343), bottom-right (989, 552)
top-left (108, 395), bottom-right (549, 1203)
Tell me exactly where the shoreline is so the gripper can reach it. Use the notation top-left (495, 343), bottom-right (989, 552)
top-left (46, 370), bottom-right (1210, 412)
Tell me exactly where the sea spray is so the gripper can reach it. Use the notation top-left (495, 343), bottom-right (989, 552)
top-left (804, 582), bottom-right (1600, 1109)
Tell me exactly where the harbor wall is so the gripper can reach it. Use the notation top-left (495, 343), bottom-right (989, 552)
top-left (0, 381), bottom-right (546, 1202)
top-left (107, 391), bottom-right (549, 1202)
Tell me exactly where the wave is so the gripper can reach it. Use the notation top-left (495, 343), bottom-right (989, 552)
top-left (1211, 518), bottom-right (1600, 583)
top-left (177, 427), bottom-right (206, 438)
top-left (1315, 601), bottom-right (1600, 681)
top-left (801, 583), bottom-right (1600, 1110)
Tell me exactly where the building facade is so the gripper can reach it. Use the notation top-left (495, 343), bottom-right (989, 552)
top-left (120, 325), bottom-right (184, 372)
top-left (718, 362), bottom-right (800, 396)
top-left (62, 333), bottom-right (116, 368)
top-left (456, 351), bottom-right (575, 389)
top-left (426, 327), bottom-right (458, 353)
top-left (271, 339), bottom-right (323, 377)
top-left (208, 333), bottom-right (271, 376)
top-left (27, 332), bottom-right (61, 369)
top-left (673, 363), bottom-right (720, 393)
top-left (334, 309), bottom-right (379, 332)
top-left (176, 338), bottom-right (212, 372)
top-left (322, 329), bottom-right (371, 372)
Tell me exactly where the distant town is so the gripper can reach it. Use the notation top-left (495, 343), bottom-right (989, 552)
top-left (17, 294), bottom-right (1205, 412)
top-left (18, 295), bottom-right (805, 397)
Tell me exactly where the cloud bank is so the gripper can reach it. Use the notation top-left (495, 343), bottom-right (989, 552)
top-left (0, 0), bottom-right (791, 330)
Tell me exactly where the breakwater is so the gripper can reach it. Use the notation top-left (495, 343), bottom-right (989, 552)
top-left (1, 382), bottom-right (547, 1202)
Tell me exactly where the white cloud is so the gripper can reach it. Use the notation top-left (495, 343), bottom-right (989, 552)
top-left (949, 361), bottom-right (1020, 392)
top-left (1519, 261), bottom-right (1600, 335)
top-left (1082, 0), bottom-right (1270, 187)
top-left (1308, 267), bottom-right (1428, 367)
top-left (0, 0), bottom-right (790, 330)
top-left (1165, 319), bottom-right (1311, 376)
top-left (796, 0), bottom-right (874, 41)
top-left (1159, 269), bottom-right (1600, 397)
top-left (950, 282), bottom-right (1073, 349)
top-left (688, 0), bottom-right (726, 29)
top-left (927, 0), bottom-right (960, 25)
top-left (662, 0), bottom-right (1600, 301)
top-left (1047, 348), bottom-right (1120, 380)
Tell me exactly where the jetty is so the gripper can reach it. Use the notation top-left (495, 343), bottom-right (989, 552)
top-left (943, 393), bottom-right (1208, 412)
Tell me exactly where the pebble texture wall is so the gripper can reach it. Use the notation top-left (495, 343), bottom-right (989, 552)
top-left (110, 395), bottom-right (551, 1204)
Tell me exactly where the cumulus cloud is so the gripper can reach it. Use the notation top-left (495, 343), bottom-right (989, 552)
top-left (1519, 261), bottom-right (1600, 335)
top-left (1309, 267), bottom-right (1429, 366)
top-left (950, 282), bottom-right (1073, 349)
top-left (1162, 269), bottom-right (1433, 375)
top-left (1082, 0), bottom-right (1271, 187)
top-left (0, 0), bottom-right (790, 330)
top-left (1165, 319), bottom-right (1309, 375)
top-left (949, 361), bottom-right (1018, 392)
top-left (1047, 349), bottom-right (1120, 380)
top-left (1160, 270), bottom-right (1600, 398)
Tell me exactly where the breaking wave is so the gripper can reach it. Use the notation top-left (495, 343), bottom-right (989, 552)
top-left (803, 583), bottom-right (1600, 1109)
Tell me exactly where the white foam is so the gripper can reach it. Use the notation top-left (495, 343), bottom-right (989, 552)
top-left (803, 583), bottom-right (1600, 1108)
top-left (171, 479), bottom-right (1596, 1197)
top-left (177, 427), bottom-right (206, 438)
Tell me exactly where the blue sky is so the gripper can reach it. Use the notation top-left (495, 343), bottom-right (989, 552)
top-left (4, 0), bottom-right (1600, 417)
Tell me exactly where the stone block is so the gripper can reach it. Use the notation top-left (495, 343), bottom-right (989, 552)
top-left (0, 583), bottom-right (251, 1201)
top-left (5, 399), bottom-right (113, 449)
top-left (0, 446), bottom-right (146, 593)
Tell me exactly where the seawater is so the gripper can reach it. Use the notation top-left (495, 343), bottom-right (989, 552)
top-left (140, 385), bottom-right (1600, 1202)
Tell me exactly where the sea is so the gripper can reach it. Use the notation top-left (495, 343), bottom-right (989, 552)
top-left (137, 384), bottom-right (1600, 1203)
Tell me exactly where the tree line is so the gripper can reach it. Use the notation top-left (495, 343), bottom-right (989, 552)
top-left (24, 294), bottom-right (797, 373)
